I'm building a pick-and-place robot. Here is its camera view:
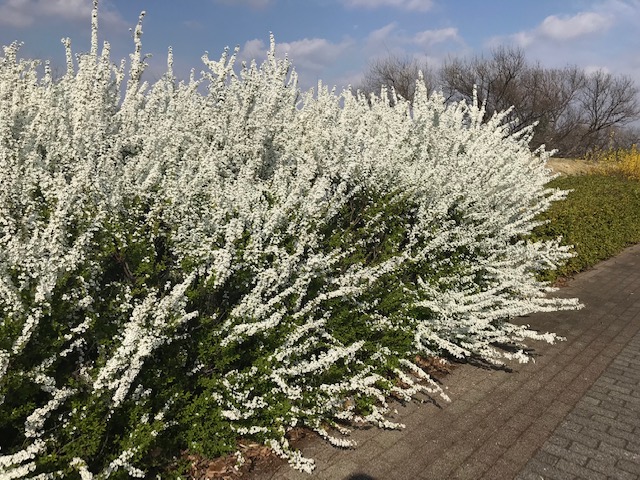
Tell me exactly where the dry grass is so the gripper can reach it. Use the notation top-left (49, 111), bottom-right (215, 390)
top-left (546, 157), bottom-right (596, 176)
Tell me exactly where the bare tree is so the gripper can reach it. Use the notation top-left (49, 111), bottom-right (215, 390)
top-left (360, 46), bottom-right (640, 154)
top-left (524, 66), bottom-right (586, 153)
top-left (359, 54), bottom-right (435, 103)
top-left (440, 48), bottom-right (640, 155)
top-left (440, 47), bottom-right (527, 114)
top-left (440, 46), bottom-right (566, 148)
top-left (576, 70), bottom-right (640, 148)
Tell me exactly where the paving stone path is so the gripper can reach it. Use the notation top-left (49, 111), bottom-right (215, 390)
top-left (517, 330), bottom-right (640, 479)
top-left (249, 243), bottom-right (640, 480)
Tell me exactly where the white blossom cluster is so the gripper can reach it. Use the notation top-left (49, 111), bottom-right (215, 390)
top-left (0, 1), bottom-right (581, 477)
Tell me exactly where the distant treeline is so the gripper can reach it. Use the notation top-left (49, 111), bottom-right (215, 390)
top-left (359, 47), bottom-right (640, 156)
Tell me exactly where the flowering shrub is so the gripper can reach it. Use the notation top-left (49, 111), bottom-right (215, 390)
top-left (0, 2), bottom-right (580, 478)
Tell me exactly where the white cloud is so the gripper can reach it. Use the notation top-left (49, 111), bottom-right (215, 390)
top-left (277, 38), bottom-right (352, 72)
top-left (365, 23), bottom-right (462, 53)
top-left (343, 0), bottom-right (434, 12)
top-left (239, 36), bottom-right (353, 74)
top-left (0, 0), bottom-right (124, 27)
top-left (413, 27), bottom-right (461, 49)
top-left (366, 22), bottom-right (398, 44)
top-left (240, 38), bottom-right (268, 64)
top-left (483, 2), bottom-right (640, 95)
top-left (334, 70), bottom-right (366, 89)
top-left (358, 22), bottom-right (467, 79)
top-left (537, 12), bottom-right (614, 41)
top-left (584, 64), bottom-right (610, 75)
top-left (494, 10), bottom-right (614, 48)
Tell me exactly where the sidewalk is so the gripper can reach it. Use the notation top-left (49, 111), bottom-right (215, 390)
top-left (249, 243), bottom-right (640, 480)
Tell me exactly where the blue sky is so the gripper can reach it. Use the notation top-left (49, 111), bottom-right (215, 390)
top-left (1, 0), bottom-right (639, 92)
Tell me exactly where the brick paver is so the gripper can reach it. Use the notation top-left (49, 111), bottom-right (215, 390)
top-left (248, 243), bottom-right (640, 480)
top-left (517, 329), bottom-right (640, 480)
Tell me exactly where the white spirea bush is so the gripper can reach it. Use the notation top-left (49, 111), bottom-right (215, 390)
top-left (0, 2), bottom-right (580, 477)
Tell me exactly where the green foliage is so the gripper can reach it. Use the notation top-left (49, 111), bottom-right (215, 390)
top-left (322, 188), bottom-right (414, 267)
top-left (532, 174), bottom-right (640, 281)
